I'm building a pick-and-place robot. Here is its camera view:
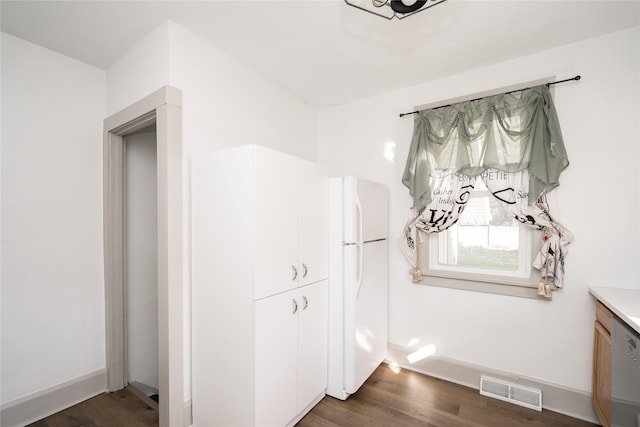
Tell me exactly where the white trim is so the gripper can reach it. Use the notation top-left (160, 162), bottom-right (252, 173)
top-left (417, 274), bottom-right (545, 299)
top-left (103, 85), bottom-right (183, 427)
top-left (385, 343), bottom-right (599, 424)
top-left (0, 369), bottom-right (106, 427)
top-left (416, 226), bottom-right (546, 300)
top-left (432, 223), bottom-right (533, 280)
top-left (104, 129), bottom-right (128, 391)
top-left (104, 87), bottom-right (181, 132)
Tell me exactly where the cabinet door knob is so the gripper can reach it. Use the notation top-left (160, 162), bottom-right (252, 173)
top-left (303, 296), bottom-right (308, 310)
top-left (292, 298), bottom-right (298, 314)
top-left (302, 263), bottom-right (308, 278)
top-left (291, 265), bottom-right (298, 281)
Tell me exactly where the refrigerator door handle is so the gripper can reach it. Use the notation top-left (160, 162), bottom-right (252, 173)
top-left (356, 244), bottom-right (363, 298)
top-left (355, 192), bottom-right (364, 298)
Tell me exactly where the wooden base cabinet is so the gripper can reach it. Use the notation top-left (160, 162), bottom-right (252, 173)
top-left (592, 301), bottom-right (613, 427)
top-left (191, 145), bottom-right (329, 427)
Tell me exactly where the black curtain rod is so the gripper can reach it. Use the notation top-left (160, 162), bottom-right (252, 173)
top-left (398, 75), bottom-right (581, 118)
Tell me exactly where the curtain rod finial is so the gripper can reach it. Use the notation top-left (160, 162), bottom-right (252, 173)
top-left (400, 111), bottom-right (418, 118)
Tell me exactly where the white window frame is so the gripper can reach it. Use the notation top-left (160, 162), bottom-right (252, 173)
top-left (417, 192), bottom-right (543, 299)
top-left (430, 224), bottom-right (533, 280)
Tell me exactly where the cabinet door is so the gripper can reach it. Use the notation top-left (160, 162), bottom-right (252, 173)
top-left (254, 147), bottom-right (299, 299)
top-left (297, 160), bottom-right (328, 287)
top-left (254, 290), bottom-right (298, 426)
top-left (593, 320), bottom-right (611, 427)
top-left (297, 280), bottom-right (328, 411)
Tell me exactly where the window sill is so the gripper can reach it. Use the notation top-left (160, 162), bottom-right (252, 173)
top-left (414, 271), bottom-right (551, 300)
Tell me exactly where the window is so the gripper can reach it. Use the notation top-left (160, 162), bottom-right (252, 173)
top-left (424, 117), bottom-right (539, 288)
top-left (418, 180), bottom-right (542, 297)
top-left (430, 179), bottom-right (532, 278)
top-left (402, 84), bottom-right (572, 298)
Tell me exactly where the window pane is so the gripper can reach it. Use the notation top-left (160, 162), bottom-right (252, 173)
top-left (439, 193), bottom-right (520, 271)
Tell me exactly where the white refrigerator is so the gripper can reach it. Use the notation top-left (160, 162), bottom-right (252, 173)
top-left (327, 176), bottom-right (388, 400)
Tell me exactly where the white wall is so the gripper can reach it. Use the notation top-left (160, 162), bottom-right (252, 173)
top-left (107, 20), bottom-right (317, 156)
top-left (166, 21), bottom-right (319, 400)
top-left (167, 21), bottom-right (318, 162)
top-left (1, 16), bottom-right (318, 413)
top-left (318, 26), bottom-right (640, 396)
top-left (0, 33), bottom-right (106, 404)
top-left (107, 20), bottom-right (320, 402)
top-left (107, 22), bottom-right (171, 116)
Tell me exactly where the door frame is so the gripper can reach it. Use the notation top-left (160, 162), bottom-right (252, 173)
top-left (103, 86), bottom-right (184, 427)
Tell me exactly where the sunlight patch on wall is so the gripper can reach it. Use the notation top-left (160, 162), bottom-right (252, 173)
top-left (384, 142), bottom-right (396, 163)
top-left (407, 344), bottom-right (436, 364)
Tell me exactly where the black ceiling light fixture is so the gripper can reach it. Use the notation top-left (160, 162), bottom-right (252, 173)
top-left (345, 0), bottom-right (447, 20)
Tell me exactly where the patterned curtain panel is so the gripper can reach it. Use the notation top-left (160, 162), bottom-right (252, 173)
top-left (400, 174), bottom-right (475, 266)
top-left (401, 85), bottom-right (572, 294)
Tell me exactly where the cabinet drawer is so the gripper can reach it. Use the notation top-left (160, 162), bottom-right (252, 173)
top-left (596, 300), bottom-right (614, 334)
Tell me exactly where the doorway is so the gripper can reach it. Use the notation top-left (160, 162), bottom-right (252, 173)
top-left (103, 86), bottom-right (184, 427)
top-left (124, 125), bottom-right (159, 403)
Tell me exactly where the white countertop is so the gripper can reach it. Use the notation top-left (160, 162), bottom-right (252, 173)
top-left (589, 286), bottom-right (640, 334)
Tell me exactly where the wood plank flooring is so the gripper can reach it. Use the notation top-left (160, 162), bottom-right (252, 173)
top-left (27, 386), bottom-right (158, 427)
top-left (30, 366), bottom-right (598, 427)
top-left (298, 365), bottom-right (598, 427)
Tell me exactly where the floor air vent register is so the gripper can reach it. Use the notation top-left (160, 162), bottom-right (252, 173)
top-left (479, 376), bottom-right (543, 411)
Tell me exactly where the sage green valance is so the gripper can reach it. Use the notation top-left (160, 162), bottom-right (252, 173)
top-left (402, 85), bottom-right (569, 211)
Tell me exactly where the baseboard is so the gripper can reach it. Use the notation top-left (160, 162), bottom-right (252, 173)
top-left (0, 369), bottom-right (107, 427)
top-left (126, 384), bottom-right (159, 411)
top-left (385, 343), bottom-right (599, 424)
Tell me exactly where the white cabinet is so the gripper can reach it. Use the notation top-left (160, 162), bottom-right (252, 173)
top-left (254, 149), bottom-right (299, 299)
top-left (255, 281), bottom-right (328, 427)
top-left (252, 145), bottom-right (328, 299)
top-left (296, 281), bottom-right (328, 410)
top-left (192, 145), bottom-right (328, 427)
top-left (297, 161), bottom-right (329, 287)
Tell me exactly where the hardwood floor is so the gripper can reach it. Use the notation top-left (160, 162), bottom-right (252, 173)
top-left (298, 365), bottom-right (598, 427)
top-left (27, 386), bottom-right (158, 427)
top-left (30, 366), bottom-right (597, 427)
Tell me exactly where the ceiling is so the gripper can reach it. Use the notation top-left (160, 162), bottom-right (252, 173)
top-left (1, 0), bottom-right (639, 108)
